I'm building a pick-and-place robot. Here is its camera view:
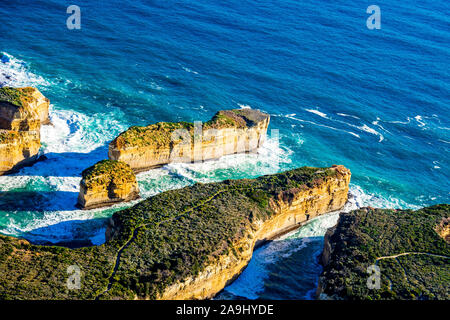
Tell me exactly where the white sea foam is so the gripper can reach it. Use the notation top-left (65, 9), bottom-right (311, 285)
top-left (415, 115), bottom-right (426, 127)
top-left (358, 124), bottom-right (384, 142)
top-left (222, 184), bottom-right (419, 299)
top-left (238, 104), bottom-right (252, 109)
top-left (305, 108), bottom-right (327, 118)
top-left (0, 52), bottom-right (48, 87)
top-left (277, 113), bottom-right (361, 139)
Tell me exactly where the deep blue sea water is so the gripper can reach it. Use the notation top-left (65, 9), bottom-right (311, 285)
top-left (0, 0), bottom-right (449, 299)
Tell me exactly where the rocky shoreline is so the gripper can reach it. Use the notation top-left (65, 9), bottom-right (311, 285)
top-left (108, 108), bottom-right (270, 172)
top-left (317, 205), bottom-right (450, 300)
top-left (0, 165), bottom-right (351, 299)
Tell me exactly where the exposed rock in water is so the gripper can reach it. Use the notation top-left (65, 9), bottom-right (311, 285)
top-left (77, 160), bottom-right (140, 210)
top-left (0, 130), bottom-right (41, 175)
top-left (0, 165), bottom-right (350, 299)
top-left (0, 87), bottom-right (50, 175)
top-left (108, 109), bottom-right (270, 172)
top-left (317, 205), bottom-right (450, 300)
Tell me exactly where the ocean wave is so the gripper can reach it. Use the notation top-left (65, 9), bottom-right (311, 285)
top-left (337, 112), bottom-right (360, 120)
top-left (182, 66), bottom-right (199, 75)
top-left (0, 52), bottom-right (48, 88)
top-left (276, 113), bottom-right (361, 138)
top-left (305, 108), bottom-right (327, 118)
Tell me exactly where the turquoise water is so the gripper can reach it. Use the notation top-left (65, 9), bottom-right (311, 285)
top-left (0, 1), bottom-right (448, 299)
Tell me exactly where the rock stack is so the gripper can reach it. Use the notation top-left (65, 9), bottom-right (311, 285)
top-left (108, 109), bottom-right (270, 172)
top-left (77, 160), bottom-right (140, 210)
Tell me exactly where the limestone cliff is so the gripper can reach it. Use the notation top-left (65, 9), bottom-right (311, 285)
top-left (77, 160), bottom-right (140, 210)
top-left (0, 130), bottom-right (41, 175)
top-left (0, 87), bottom-right (50, 174)
top-left (317, 205), bottom-right (450, 300)
top-left (0, 166), bottom-right (350, 300)
top-left (108, 109), bottom-right (270, 172)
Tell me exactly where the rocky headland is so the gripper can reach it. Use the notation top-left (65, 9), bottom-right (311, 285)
top-left (0, 87), bottom-right (49, 175)
top-left (77, 160), bottom-right (140, 210)
top-left (318, 205), bottom-right (450, 300)
top-left (0, 165), bottom-right (350, 299)
top-left (108, 109), bottom-right (270, 172)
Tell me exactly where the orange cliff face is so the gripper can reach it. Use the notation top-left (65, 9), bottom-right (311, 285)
top-left (108, 109), bottom-right (270, 172)
top-left (77, 160), bottom-right (140, 210)
top-left (157, 165), bottom-right (351, 300)
top-left (0, 87), bottom-right (50, 175)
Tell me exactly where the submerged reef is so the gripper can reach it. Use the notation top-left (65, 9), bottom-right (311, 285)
top-left (77, 160), bottom-right (140, 210)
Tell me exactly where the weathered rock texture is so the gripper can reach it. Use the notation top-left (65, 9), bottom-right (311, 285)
top-left (77, 160), bottom-right (140, 210)
top-left (156, 165), bottom-right (350, 300)
top-left (0, 165), bottom-right (350, 300)
top-left (109, 109), bottom-right (270, 172)
top-left (0, 87), bottom-right (50, 175)
top-left (436, 217), bottom-right (450, 244)
top-left (318, 205), bottom-right (450, 300)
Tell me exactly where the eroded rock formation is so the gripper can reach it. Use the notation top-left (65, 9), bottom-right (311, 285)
top-left (317, 205), bottom-right (450, 300)
top-left (0, 87), bottom-right (50, 174)
top-left (155, 165), bottom-right (350, 299)
top-left (77, 160), bottom-right (140, 210)
top-left (109, 109), bottom-right (270, 172)
top-left (0, 165), bottom-right (351, 300)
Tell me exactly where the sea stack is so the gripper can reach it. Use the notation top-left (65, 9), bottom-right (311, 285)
top-left (0, 87), bottom-right (50, 175)
top-left (77, 160), bottom-right (140, 210)
top-left (0, 165), bottom-right (351, 299)
top-left (108, 109), bottom-right (270, 172)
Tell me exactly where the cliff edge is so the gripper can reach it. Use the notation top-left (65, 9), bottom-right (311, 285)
top-left (77, 160), bottom-right (140, 210)
top-left (0, 87), bottom-right (50, 175)
top-left (108, 109), bottom-right (270, 172)
top-left (0, 165), bottom-right (350, 299)
top-left (318, 205), bottom-right (450, 300)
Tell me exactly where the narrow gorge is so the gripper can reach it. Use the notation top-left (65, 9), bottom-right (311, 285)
top-left (0, 165), bottom-right (350, 299)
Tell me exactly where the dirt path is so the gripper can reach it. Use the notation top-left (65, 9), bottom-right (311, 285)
top-left (375, 252), bottom-right (450, 263)
top-left (94, 186), bottom-right (251, 299)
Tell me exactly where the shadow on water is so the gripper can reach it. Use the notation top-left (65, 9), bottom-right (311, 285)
top-left (21, 217), bottom-right (110, 249)
top-left (216, 236), bottom-right (326, 300)
top-left (0, 190), bottom-right (79, 212)
top-left (8, 145), bottom-right (108, 178)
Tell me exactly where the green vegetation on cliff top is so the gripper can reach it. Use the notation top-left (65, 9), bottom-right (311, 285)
top-left (320, 205), bottom-right (450, 300)
top-left (0, 130), bottom-right (18, 144)
top-left (113, 109), bottom-right (269, 148)
top-left (81, 160), bottom-right (136, 188)
top-left (0, 166), bottom-right (337, 300)
top-left (0, 87), bottom-right (35, 108)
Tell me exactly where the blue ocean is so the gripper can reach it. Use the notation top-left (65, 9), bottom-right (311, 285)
top-left (0, 0), bottom-right (448, 299)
